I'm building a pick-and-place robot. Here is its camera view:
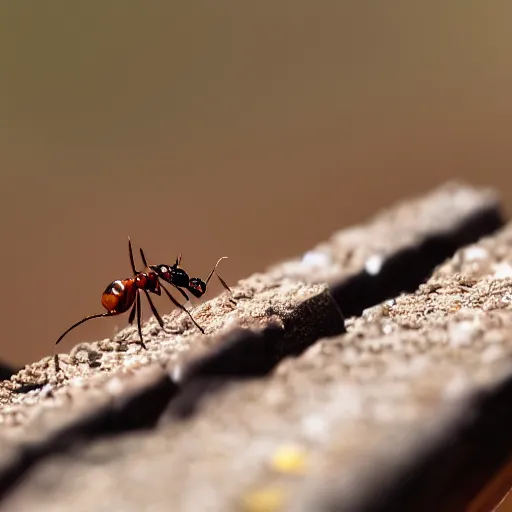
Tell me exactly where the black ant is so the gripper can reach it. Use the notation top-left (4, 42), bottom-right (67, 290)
top-left (139, 248), bottom-right (231, 310)
top-left (54, 238), bottom-right (202, 351)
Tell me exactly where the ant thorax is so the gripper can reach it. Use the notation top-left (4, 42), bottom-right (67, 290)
top-left (134, 273), bottom-right (149, 289)
top-left (151, 264), bottom-right (190, 288)
top-left (134, 272), bottom-right (160, 293)
top-left (171, 266), bottom-right (190, 287)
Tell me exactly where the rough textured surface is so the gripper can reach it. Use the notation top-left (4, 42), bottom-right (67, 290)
top-left (0, 182), bottom-right (505, 511)
top-left (0, 182), bottom-right (496, 434)
top-left (0, 189), bottom-right (508, 511)
top-left (0, 277), bottom-right (343, 501)
top-left (0, 278), bottom-right (339, 417)
top-left (4, 224), bottom-right (511, 512)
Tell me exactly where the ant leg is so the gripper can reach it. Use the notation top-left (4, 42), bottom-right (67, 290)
top-left (128, 237), bottom-right (138, 274)
top-left (143, 289), bottom-right (168, 332)
top-left (140, 247), bottom-right (149, 268)
top-left (172, 283), bottom-right (190, 303)
top-left (139, 247), bottom-right (189, 331)
top-left (55, 312), bottom-right (113, 346)
top-left (54, 311), bottom-right (113, 372)
top-left (136, 292), bottom-right (147, 349)
top-left (160, 282), bottom-right (205, 334)
top-left (128, 301), bottom-right (137, 325)
top-left (206, 257), bottom-right (231, 293)
top-left (138, 247), bottom-right (181, 271)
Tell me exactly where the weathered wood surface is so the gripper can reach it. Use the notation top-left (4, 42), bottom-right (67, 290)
top-left (0, 182), bottom-right (506, 511)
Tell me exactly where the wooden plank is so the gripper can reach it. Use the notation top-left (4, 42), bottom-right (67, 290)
top-left (0, 183), bottom-right (503, 510)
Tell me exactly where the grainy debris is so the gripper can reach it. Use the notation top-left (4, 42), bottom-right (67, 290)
top-left (0, 182), bottom-right (506, 511)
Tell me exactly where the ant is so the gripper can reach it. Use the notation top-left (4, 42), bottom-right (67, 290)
top-left (139, 248), bottom-right (231, 310)
top-left (54, 238), bottom-right (203, 351)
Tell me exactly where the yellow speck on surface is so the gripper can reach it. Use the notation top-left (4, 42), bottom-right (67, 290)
top-left (241, 486), bottom-right (286, 512)
top-left (270, 444), bottom-right (308, 475)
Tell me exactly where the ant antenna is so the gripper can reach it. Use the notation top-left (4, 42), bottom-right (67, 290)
top-left (206, 256), bottom-right (231, 292)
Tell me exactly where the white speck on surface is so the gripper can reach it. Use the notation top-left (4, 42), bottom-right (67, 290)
top-left (302, 251), bottom-right (331, 268)
top-left (493, 262), bottom-right (512, 279)
top-left (301, 414), bottom-right (328, 441)
top-left (448, 321), bottom-right (478, 348)
top-left (105, 377), bottom-right (124, 395)
top-left (463, 246), bottom-right (488, 261)
top-left (171, 364), bottom-right (183, 382)
top-left (364, 254), bottom-right (383, 275)
top-left (382, 323), bottom-right (394, 335)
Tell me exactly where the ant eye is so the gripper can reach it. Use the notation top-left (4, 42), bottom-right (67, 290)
top-left (160, 266), bottom-right (167, 273)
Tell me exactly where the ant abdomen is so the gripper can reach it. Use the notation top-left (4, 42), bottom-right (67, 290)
top-left (101, 279), bottom-right (136, 314)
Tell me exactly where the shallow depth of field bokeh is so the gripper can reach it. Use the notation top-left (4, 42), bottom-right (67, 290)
top-left (2, 2), bottom-right (512, 367)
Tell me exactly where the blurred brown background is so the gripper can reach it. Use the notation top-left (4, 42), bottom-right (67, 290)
top-left (2, 2), bottom-right (512, 367)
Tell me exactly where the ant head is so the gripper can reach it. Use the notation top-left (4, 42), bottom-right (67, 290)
top-left (188, 277), bottom-right (207, 298)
